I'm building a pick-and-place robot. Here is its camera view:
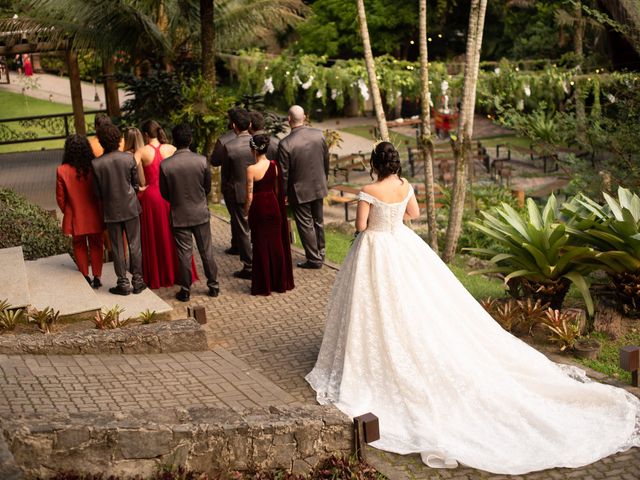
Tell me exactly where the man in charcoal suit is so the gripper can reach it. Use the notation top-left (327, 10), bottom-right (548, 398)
top-left (218, 108), bottom-right (254, 279)
top-left (210, 107), bottom-right (239, 255)
top-left (92, 123), bottom-right (146, 295)
top-left (277, 105), bottom-right (329, 269)
top-left (159, 123), bottom-right (220, 302)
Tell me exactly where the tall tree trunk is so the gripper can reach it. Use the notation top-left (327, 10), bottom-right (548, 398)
top-left (419, 0), bottom-right (438, 252)
top-left (574, 1), bottom-right (586, 144)
top-left (442, 0), bottom-right (488, 263)
top-left (103, 56), bottom-right (121, 117)
top-left (356, 0), bottom-right (389, 141)
top-left (201, 0), bottom-right (216, 87)
top-left (67, 49), bottom-right (86, 135)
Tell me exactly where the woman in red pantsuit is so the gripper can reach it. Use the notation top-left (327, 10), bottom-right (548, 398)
top-left (56, 134), bottom-right (105, 288)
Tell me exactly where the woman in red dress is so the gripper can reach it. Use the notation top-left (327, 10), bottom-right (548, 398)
top-left (244, 134), bottom-right (294, 296)
top-left (56, 134), bottom-right (104, 287)
top-left (137, 120), bottom-right (197, 289)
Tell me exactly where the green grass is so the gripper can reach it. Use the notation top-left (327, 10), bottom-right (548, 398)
top-left (575, 330), bottom-right (640, 384)
top-left (0, 90), bottom-right (94, 153)
top-left (340, 125), bottom-right (417, 149)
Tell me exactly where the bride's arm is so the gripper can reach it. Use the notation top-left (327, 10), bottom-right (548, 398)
top-left (355, 200), bottom-right (370, 232)
top-left (403, 192), bottom-right (420, 221)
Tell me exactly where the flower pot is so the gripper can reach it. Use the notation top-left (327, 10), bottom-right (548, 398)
top-left (573, 338), bottom-right (601, 360)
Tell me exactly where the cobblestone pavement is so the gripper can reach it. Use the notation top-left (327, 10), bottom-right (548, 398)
top-left (156, 216), bottom-right (640, 480)
top-left (0, 348), bottom-right (294, 416)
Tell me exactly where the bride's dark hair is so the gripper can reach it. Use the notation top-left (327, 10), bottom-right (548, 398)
top-left (370, 141), bottom-right (402, 180)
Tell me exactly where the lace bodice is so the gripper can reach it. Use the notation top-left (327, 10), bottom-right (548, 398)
top-left (358, 186), bottom-right (413, 233)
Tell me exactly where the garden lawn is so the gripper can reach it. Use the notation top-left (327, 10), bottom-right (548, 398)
top-left (340, 125), bottom-right (417, 149)
top-left (576, 330), bottom-right (640, 385)
top-left (0, 90), bottom-right (94, 154)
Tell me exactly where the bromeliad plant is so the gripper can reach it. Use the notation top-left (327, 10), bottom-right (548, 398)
top-left (564, 187), bottom-right (640, 314)
top-left (466, 195), bottom-right (595, 315)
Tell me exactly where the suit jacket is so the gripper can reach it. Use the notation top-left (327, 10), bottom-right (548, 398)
top-left (56, 164), bottom-right (104, 236)
top-left (277, 126), bottom-right (329, 204)
top-left (91, 150), bottom-right (141, 223)
top-left (219, 131), bottom-right (253, 204)
top-left (252, 129), bottom-right (280, 161)
top-left (160, 148), bottom-right (211, 228)
top-left (210, 129), bottom-right (236, 185)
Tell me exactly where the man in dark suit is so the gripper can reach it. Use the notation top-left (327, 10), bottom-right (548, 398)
top-left (210, 107), bottom-right (238, 255)
top-left (92, 124), bottom-right (146, 295)
top-left (218, 108), bottom-right (254, 279)
top-left (248, 110), bottom-right (279, 160)
top-left (160, 123), bottom-right (220, 302)
top-left (277, 105), bottom-right (329, 269)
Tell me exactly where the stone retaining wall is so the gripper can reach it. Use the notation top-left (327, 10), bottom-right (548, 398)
top-left (0, 319), bottom-right (207, 355)
top-left (2, 405), bottom-right (352, 479)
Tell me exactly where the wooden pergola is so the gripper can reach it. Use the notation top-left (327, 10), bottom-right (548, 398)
top-left (0, 37), bottom-right (120, 135)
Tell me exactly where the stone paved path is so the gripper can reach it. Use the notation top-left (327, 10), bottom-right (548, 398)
top-left (0, 348), bottom-right (294, 417)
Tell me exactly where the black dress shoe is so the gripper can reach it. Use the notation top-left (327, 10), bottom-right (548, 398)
top-left (92, 277), bottom-right (102, 289)
top-left (224, 247), bottom-right (240, 255)
top-left (297, 261), bottom-right (322, 269)
top-left (132, 283), bottom-right (147, 294)
top-left (84, 275), bottom-right (91, 285)
top-left (233, 269), bottom-right (252, 279)
top-left (208, 286), bottom-right (220, 297)
top-left (175, 289), bottom-right (190, 302)
top-left (109, 286), bottom-right (131, 296)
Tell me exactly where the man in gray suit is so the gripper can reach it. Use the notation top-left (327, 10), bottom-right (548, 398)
top-left (248, 110), bottom-right (279, 160)
top-left (160, 123), bottom-right (220, 302)
top-left (210, 107), bottom-right (238, 255)
top-left (92, 124), bottom-right (146, 295)
top-left (218, 108), bottom-right (253, 279)
top-left (277, 105), bottom-right (329, 269)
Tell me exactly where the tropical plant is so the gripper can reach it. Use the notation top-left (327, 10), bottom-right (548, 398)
top-left (542, 308), bottom-right (581, 351)
top-left (480, 297), bottom-right (549, 335)
top-left (0, 307), bottom-right (26, 330)
top-left (563, 187), bottom-right (640, 314)
top-left (93, 305), bottom-right (128, 330)
top-left (28, 307), bottom-right (60, 334)
top-left (466, 194), bottom-right (595, 315)
top-left (139, 309), bottom-right (158, 325)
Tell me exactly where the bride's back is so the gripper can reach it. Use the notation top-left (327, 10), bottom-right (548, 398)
top-left (362, 177), bottom-right (412, 204)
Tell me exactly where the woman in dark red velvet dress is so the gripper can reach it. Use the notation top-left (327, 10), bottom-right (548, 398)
top-left (244, 134), bottom-right (294, 296)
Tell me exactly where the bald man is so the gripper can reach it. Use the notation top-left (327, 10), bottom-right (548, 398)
top-left (277, 105), bottom-right (329, 269)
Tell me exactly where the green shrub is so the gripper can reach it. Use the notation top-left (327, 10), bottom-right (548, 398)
top-left (0, 188), bottom-right (70, 260)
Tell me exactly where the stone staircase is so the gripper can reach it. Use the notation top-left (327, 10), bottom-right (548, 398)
top-left (0, 246), bottom-right (171, 319)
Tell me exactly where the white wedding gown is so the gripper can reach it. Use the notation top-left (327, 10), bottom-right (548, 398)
top-left (305, 187), bottom-right (640, 475)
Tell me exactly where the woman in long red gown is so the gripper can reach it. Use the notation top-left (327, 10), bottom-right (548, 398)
top-left (244, 134), bottom-right (294, 296)
top-left (136, 120), bottom-right (196, 289)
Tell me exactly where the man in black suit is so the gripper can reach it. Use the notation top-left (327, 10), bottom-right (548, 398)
top-left (248, 110), bottom-right (279, 160)
top-left (92, 124), bottom-right (146, 295)
top-left (159, 123), bottom-right (220, 302)
top-left (210, 107), bottom-right (238, 255)
top-left (277, 105), bottom-right (329, 269)
top-left (218, 108), bottom-right (253, 279)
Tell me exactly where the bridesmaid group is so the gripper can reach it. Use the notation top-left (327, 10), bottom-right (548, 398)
top-left (55, 113), bottom-right (295, 298)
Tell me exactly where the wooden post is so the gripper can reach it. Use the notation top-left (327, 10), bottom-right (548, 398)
top-left (66, 49), bottom-right (86, 135)
top-left (620, 346), bottom-right (639, 387)
top-left (103, 56), bottom-right (121, 117)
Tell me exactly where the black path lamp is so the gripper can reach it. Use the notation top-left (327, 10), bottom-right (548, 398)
top-left (620, 346), bottom-right (639, 387)
top-left (353, 412), bottom-right (380, 461)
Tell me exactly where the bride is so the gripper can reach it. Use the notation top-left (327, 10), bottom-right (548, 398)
top-left (305, 142), bottom-right (640, 475)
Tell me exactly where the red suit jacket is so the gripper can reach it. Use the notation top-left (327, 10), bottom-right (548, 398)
top-left (56, 164), bottom-right (104, 236)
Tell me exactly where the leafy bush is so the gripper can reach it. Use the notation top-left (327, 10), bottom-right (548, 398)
top-left (0, 188), bottom-right (70, 260)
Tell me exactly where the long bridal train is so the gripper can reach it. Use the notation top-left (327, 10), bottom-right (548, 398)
top-left (306, 187), bottom-right (640, 475)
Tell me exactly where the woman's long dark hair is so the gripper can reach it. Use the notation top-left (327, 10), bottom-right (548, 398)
top-left (62, 134), bottom-right (95, 179)
top-left (141, 119), bottom-right (169, 144)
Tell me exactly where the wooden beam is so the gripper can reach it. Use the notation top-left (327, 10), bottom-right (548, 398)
top-left (0, 41), bottom-right (66, 55)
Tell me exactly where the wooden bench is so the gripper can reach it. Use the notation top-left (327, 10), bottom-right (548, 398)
top-left (329, 152), bottom-right (367, 182)
top-left (327, 184), bottom-right (361, 221)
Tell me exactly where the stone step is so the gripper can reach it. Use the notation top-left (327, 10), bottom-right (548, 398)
top-left (25, 254), bottom-right (101, 316)
top-left (0, 246), bottom-right (30, 308)
top-left (95, 262), bottom-right (172, 320)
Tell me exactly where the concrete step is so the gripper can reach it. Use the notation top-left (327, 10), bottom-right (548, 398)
top-left (25, 254), bottom-right (101, 316)
top-left (0, 246), bottom-right (30, 308)
top-left (95, 262), bottom-right (172, 320)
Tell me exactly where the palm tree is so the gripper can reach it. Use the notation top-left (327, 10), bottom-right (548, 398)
top-left (419, 0), bottom-right (438, 252)
top-left (201, 0), bottom-right (215, 86)
top-left (442, 0), bottom-right (488, 263)
top-left (356, 0), bottom-right (389, 142)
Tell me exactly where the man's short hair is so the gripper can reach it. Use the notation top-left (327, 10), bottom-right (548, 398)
top-left (96, 124), bottom-right (122, 153)
top-left (94, 113), bottom-right (112, 130)
top-left (172, 123), bottom-right (193, 149)
top-left (230, 108), bottom-right (250, 132)
top-left (249, 111), bottom-right (265, 132)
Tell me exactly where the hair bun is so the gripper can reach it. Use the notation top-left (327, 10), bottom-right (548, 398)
top-left (370, 141), bottom-right (402, 179)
